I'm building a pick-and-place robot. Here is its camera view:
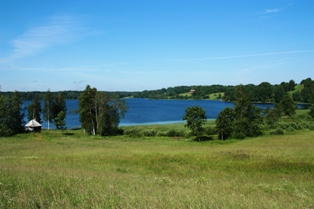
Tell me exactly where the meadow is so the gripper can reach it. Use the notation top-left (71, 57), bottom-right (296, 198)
top-left (1, 124), bottom-right (314, 208)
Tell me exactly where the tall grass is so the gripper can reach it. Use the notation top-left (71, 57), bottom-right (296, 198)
top-left (1, 129), bottom-right (314, 208)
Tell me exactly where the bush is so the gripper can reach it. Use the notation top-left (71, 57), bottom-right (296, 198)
top-left (156, 131), bottom-right (168, 137)
top-left (233, 132), bottom-right (246, 139)
top-left (270, 128), bottom-right (284, 135)
top-left (300, 121), bottom-right (310, 129)
top-left (289, 122), bottom-right (301, 130)
top-left (166, 129), bottom-right (184, 137)
top-left (206, 127), bottom-right (217, 135)
top-left (123, 128), bottom-right (141, 137)
top-left (277, 122), bottom-right (289, 130)
top-left (141, 129), bottom-right (157, 137)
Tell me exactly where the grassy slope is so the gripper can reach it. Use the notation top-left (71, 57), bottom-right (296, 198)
top-left (179, 92), bottom-right (225, 100)
top-left (288, 84), bottom-right (304, 96)
top-left (1, 129), bottom-right (314, 208)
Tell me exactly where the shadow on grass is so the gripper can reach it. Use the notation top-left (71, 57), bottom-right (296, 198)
top-left (193, 135), bottom-right (214, 142)
top-left (70, 127), bottom-right (82, 131)
top-left (63, 133), bottom-right (74, 136)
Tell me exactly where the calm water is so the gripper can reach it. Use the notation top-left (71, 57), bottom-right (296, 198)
top-left (23, 99), bottom-right (280, 129)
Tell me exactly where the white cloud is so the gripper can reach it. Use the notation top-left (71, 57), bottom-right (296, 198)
top-left (264, 8), bottom-right (281, 14)
top-left (168, 50), bottom-right (314, 62)
top-left (0, 15), bottom-right (88, 63)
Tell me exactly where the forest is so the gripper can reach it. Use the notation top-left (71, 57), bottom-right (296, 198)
top-left (2, 77), bottom-right (314, 104)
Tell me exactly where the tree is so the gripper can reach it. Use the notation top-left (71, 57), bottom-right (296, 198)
top-left (309, 105), bottom-right (314, 118)
top-left (43, 89), bottom-right (54, 130)
top-left (54, 111), bottom-right (66, 131)
top-left (183, 106), bottom-right (207, 141)
top-left (0, 93), bottom-right (25, 136)
top-left (274, 85), bottom-right (285, 103)
top-left (265, 106), bottom-right (281, 127)
top-left (288, 80), bottom-right (296, 91)
top-left (255, 82), bottom-right (273, 102)
top-left (10, 92), bottom-right (25, 134)
top-left (233, 85), bottom-right (262, 138)
top-left (215, 107), bottom-right (234, 140)
top-left (292, 91), bottom-right (301, 102)
top-left (279, 94), bottom-right (297, 117)
top-left (95, 92), bottom-right (128, 136)
top-left (78, 85), bottom-right (128, 136)
top-left (27, 95), bottom-right (42, 123)
top-left (53, 92), bottom-right (67, 119)
top-left (79, 85), bottom-right (97, 135)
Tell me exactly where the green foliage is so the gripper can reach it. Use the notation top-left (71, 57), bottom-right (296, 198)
top-left (206, 126), bottom-right (217, 135)
top-left (43, 89), bottom-right (54, 126)
top-left (309, 105), bottom-right (314, 118)
top-left (265, 107), bottom-right (281, 126)
top-left (43, 91), bottom-right (67, 130)
top-left (166, 129), bottom-right (184, 137)
top-left (255, 82), bottom-right (273, 102)
top-left (54, 111), bottom-right (66, 131)
top-left (2, 77), bottom-right (313, 102)
top-left (270, 127), bottom-right (284, 135)
top-left (233, 85), bottom-right (263, 138)
top-left (27, 95), bottom-right (42, 123)
top-left (183, 106), bottom-right (207, 140)
top-left (0, 93), bottom-right (25, 136)
top-left (79, 85), bottom-right (97, 135)
top-left (215, 107), bottom-right (234, 140)
top-left (274, 85), bottom-right (285, 103)
top-left (279, 94), bottom-right (297, 117)
top-left (123, 128), bottom-right (142, 137)
top-left (78, 85), bottom-right (128, 136)
top-left (123, 125), bottom-right (187, 138)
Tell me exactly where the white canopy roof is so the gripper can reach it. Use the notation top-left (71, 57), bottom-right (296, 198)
top-left (25, 119), bottom-right (42, 128)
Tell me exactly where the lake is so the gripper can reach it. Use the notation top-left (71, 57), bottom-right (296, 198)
top-left (23, 98), bottom-right (297, 129)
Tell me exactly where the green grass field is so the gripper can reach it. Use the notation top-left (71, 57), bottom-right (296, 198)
top-left (1, 125), bottom-right (314, 208)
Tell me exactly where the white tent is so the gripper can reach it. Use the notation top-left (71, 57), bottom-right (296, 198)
top-left (25, 119), bottom-right (42, 131)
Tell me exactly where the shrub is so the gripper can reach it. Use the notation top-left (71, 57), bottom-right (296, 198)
top-left (206, 127), bottom-right (217, 135)
top-left (233, 132), bottom-right (246, 139)
top-left (123, 128), bottom-right (141, 137)
top-left (289, 122), bottom-right (301, 130)
top-left (156, 131), bottom-right (168, 137)
top-left (300, 121), bottom-right (310, 129)
top-left (270, 128), bottom-right (284, 135)
top-left (277, 122), bottom-right (289, 130)
top-left (167, 129), bottom-right (184, 137)
top-left (141, 129), bottom-right (157, 137)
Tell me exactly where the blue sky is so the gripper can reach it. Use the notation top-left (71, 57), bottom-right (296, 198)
top-left (1, 0), bottom-right (313, 92)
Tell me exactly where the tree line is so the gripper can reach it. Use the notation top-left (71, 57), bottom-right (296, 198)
top-left (223, 78), bottom-right (314, 103)
top-left (2, 78), bottom-right (313, 102)
top-left (1, 77), bottom-right (313, 138)
top-left (184, 84), bottom-right (314, 141)
top-left (1, 90), bottom-right (138, 100)
top-left (0, 85), bottom-right (128, 137)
